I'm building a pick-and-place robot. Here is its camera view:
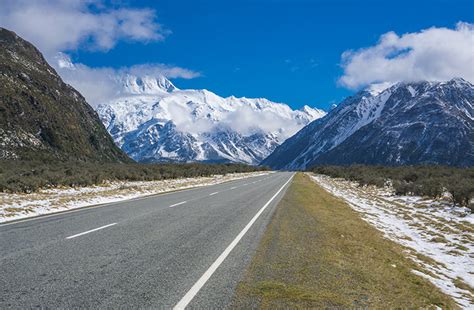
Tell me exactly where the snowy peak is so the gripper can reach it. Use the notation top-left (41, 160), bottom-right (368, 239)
top-left (299, 105), bottom-right (327, 119)
top-left (365, 78), bottom-right (473, 98)
top-left (446, 77), bottom-right (472, 87)
top-left (121, 74), bottom-right (177, 95)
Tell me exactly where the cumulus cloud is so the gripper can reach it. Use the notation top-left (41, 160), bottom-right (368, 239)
top-left (170, 104), bottom-right (308, 140)
top-left (55, 53), bottom-right (200, 107)
top-left (0, 0), bottom-right (168, 57)
top-left (339, 22), bottom-right (474, 89)
top-left (0, 0), bottom-right (201, 107)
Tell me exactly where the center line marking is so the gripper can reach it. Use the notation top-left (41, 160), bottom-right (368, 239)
top-left (66, 223), bottom-right (117, 239)
top-left (169, 201), bottom-right (187, 208)
top-left (173, 173), bottom-right (294, 310)
top-left (209, 192), bottom-right (219, 196)
top-left (230, 186), bottom-right (237, 189)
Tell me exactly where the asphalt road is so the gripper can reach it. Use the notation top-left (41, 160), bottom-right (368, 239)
top-left (0, 171), bottom-right (294, 309)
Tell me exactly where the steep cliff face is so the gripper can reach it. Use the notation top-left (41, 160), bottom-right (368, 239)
top-left (0, 28), bottom-right (130, 162)
top-left (262, 79), bottom-right (474, 169)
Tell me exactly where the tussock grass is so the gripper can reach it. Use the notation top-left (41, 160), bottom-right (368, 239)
top-left (231, 173), bottom-right (457, 309)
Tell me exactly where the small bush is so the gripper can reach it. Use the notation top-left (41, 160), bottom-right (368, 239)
top-left (444, 177), bottom-right (474, 208)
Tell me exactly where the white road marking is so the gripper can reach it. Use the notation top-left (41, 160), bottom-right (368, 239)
top-left (169, 201), bottom-right (187, 208)
top-left (173, 173), bottom-right (294, 310)
top-left (209, 192), bottom-right (219, 196)
top-left (66, 223), bottom-right (117, 239)
top-left (230, 186), bottom-right (237, 190)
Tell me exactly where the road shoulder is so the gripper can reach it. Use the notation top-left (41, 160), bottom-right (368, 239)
top-left (230, 173), bottom-right (457, 308)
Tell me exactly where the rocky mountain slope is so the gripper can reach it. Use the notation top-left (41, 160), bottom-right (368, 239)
top-left (0, 28), bottom-right (130, 162)
top-left (97, 76), bottom-right (325, 164)
top-left (262, 78), bottom-right (474, 169)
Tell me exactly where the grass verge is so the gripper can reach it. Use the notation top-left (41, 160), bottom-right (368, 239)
top-left (230, 173), bottom-right (457, 309)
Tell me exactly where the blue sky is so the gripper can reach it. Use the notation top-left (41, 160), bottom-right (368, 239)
top-left (2, 0), bottom-right (473, 110)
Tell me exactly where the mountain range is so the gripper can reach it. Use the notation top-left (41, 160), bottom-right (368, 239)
top-left (97, 76), bottom-right (325, 164)
top-left (0, 27), bottom-right (129, 162)
top-left (1, 27), bottom-right (472, 169)
top-left (262, 78), bottom-right (474, 169)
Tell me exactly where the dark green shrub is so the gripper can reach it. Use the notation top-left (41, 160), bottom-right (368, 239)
top-left (445, 178), bottom-right (474, 207)
top-left (393, 181), bottom-right (411, 196)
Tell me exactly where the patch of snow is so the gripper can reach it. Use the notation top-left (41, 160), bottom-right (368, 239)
top-left (407, 85), bottom-right (417, 97)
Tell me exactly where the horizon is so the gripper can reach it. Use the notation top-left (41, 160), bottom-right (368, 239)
top-left (0, 0), bottom-right (473, 110)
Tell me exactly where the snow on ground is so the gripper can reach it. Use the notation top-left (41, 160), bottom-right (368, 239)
top-left (310, 174), bottom-right (474, 308)
top-left (0, 171), bottom-right (271, 223)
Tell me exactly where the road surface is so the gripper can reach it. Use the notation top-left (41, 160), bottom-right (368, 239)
top-left (0, 172), bottom-right (294, 308)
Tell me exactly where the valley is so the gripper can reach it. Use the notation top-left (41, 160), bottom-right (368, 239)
top-left (1, 3), bottom-right (473, 308)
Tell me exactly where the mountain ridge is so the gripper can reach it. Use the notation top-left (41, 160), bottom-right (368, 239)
top-left (261, 78), bottom-right (474, 169)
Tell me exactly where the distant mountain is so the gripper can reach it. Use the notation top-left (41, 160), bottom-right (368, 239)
top-left (0, 28), bottom-right (130, 162)
top-left (262, 78), bottom-right (474, 169)
top-left (97, 75), bottom-right (326, 164)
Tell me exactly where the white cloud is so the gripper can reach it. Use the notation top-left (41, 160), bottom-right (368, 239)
top-left (0, 0), bottom-right (168, 57)
top-left (55, 53), bottom-right (200, 107)
top-left (170, 103), bottom-right (310, 140)
top-left (220, 105), bottom-right (303, 140)
top-left (0, 0), bottom-right (201, 107)
top-left (339, 22), bottom-right (474, 89)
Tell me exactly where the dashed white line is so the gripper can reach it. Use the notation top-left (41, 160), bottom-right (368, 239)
top-left (209, 192), bottom-right (219, 196)
top-left (173, 173), bottom-right (294, 310)
top-left (169, 201), bottom-right (187, 208)
top-left (230, 186), bottom-right (237, 190)
top-left (66, 223), bottom-right (117, 239)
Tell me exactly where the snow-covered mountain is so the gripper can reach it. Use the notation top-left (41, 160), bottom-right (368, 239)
top-left (262, 78), bottom-right (474, 169)
top-left (97, 75), bottom-right (325, 164)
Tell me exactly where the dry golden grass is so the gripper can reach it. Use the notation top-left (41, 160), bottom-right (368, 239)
top-left (230, 173), bottom-right (457, 309)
